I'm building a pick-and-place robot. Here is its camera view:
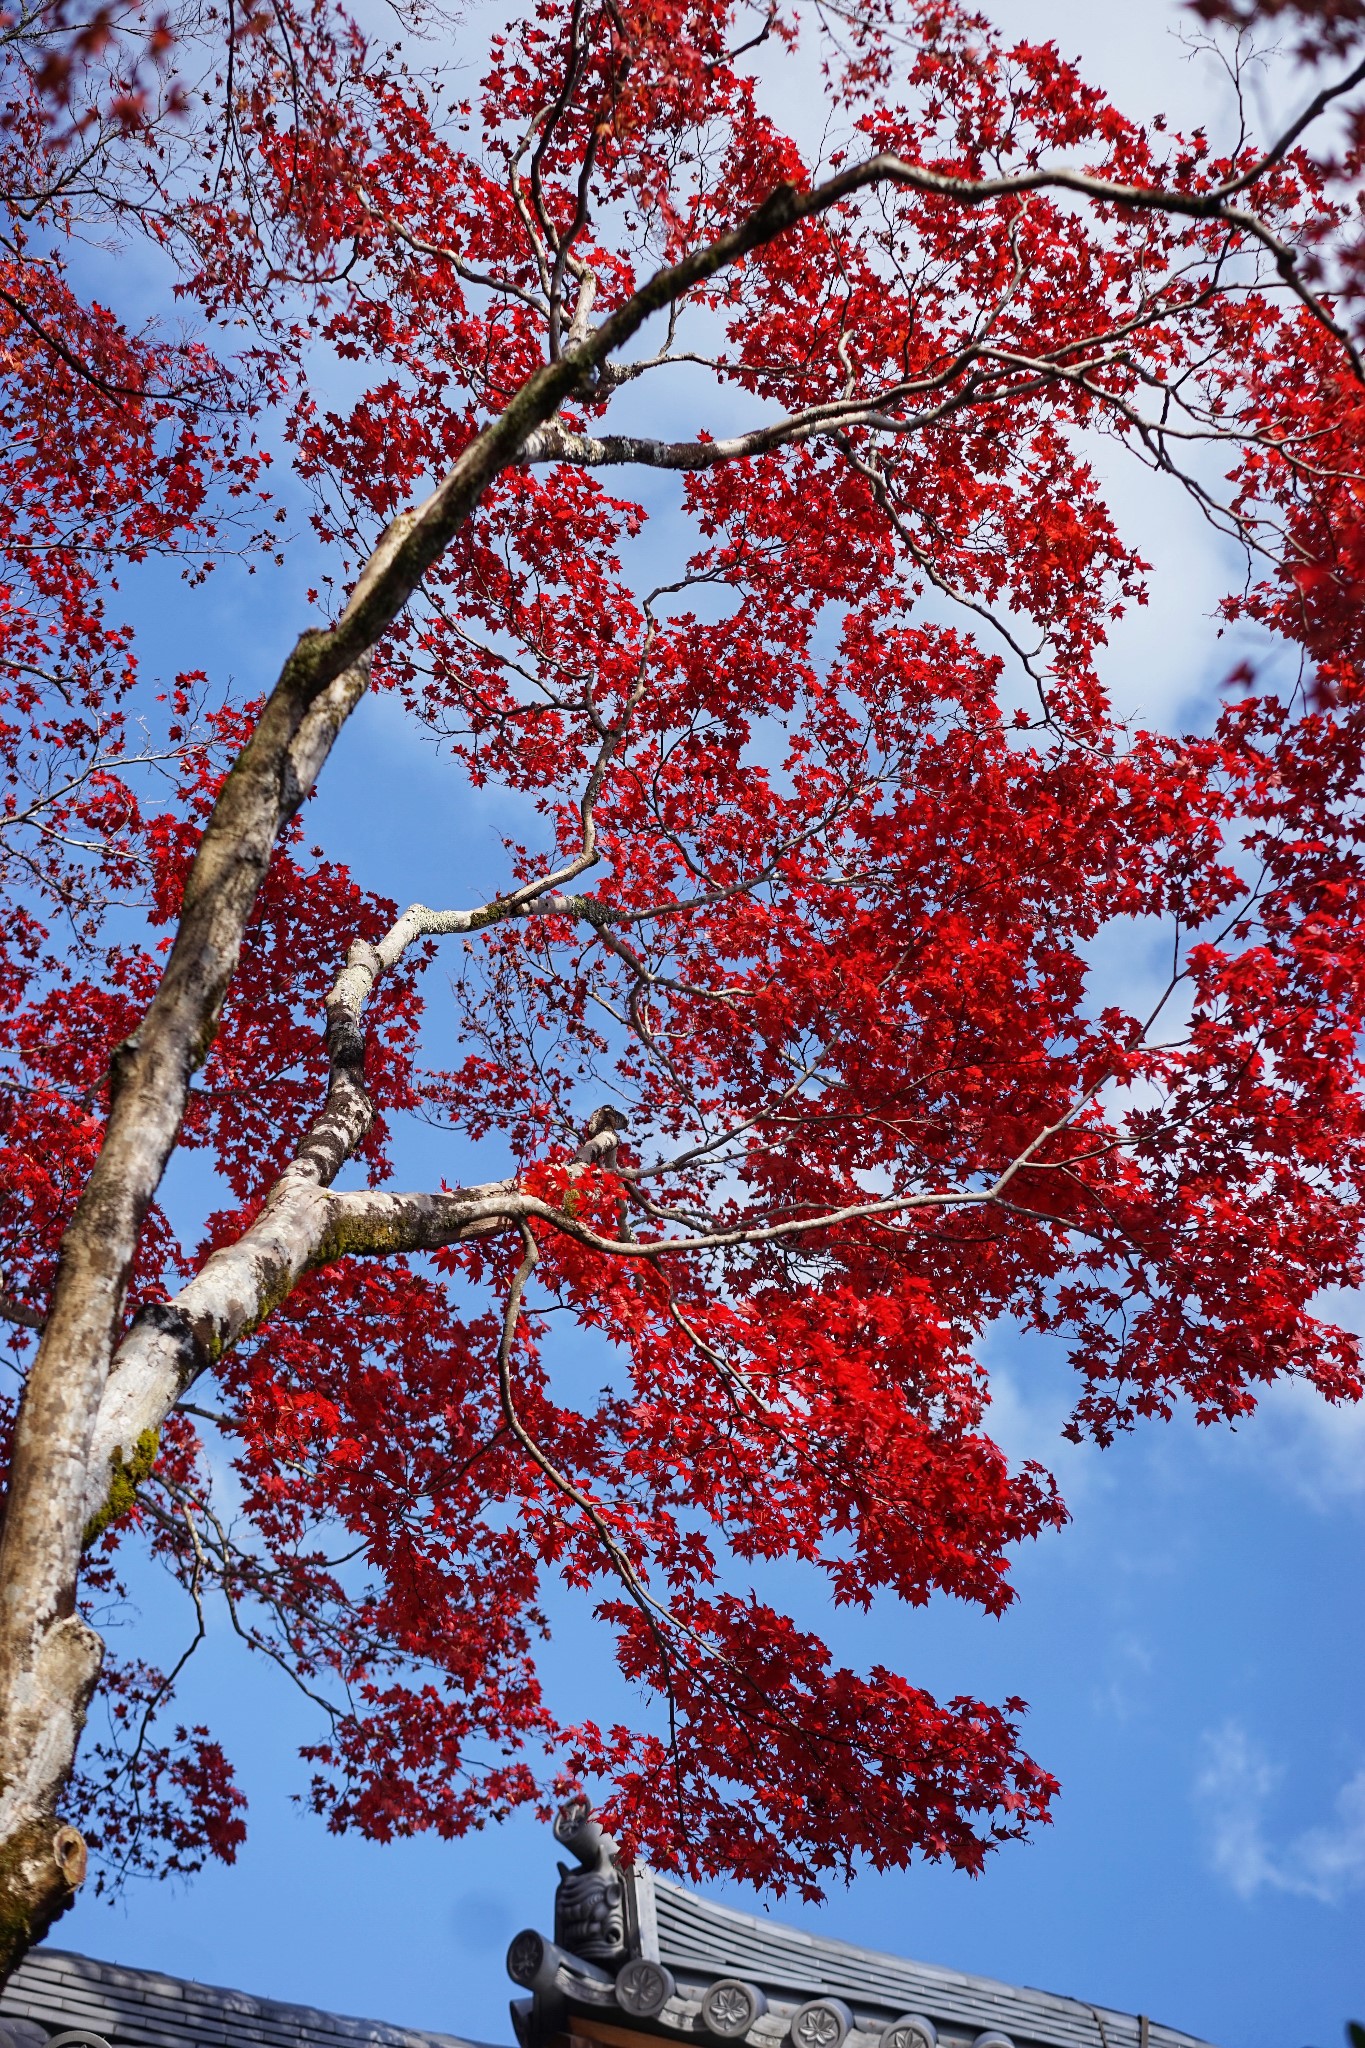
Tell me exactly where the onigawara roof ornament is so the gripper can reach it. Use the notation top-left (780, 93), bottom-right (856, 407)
top-left (553, 1797), bottom-right (630, 1967)
top-left (506, 1805), bottom-right (1215, 2048)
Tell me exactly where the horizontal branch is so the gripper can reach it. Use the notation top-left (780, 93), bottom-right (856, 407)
top-left (79, 1176), bottom-right (517, 1534)
top-left (83, 1082), bottom-right (1102, 1535)
top-left (0, 1294), bottom-right (45, 1334)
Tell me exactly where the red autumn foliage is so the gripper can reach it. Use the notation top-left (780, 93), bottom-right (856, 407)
top-left (3, 0), bottom-right (1365, 1921)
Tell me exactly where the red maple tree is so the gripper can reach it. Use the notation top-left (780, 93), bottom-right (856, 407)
top-left (1, 0), bottom-right (1364, 1979)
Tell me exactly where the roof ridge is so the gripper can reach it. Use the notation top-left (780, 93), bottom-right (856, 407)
top-left (646, 1880), bottom-right (1210, 2048)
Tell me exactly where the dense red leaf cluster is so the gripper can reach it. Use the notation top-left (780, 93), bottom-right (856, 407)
top-left (4, 0), bottom-right (1365, 1903)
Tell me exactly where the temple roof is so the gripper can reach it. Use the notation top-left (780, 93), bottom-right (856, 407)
top-left (0, 1945), bottom-right (486, 2047)
top-left (0, 1811), bottom-right (1220, 2048)
top-left (505, 1810), bottom-right (1218, 2048)
top-left (643, 1876), bottom-right (1207, 2048)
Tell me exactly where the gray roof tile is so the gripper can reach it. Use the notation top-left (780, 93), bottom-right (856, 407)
top-left (0, 1948), bottom-right (487, 2048)
top-left (647, 1880), bottom-right (1214, 2048)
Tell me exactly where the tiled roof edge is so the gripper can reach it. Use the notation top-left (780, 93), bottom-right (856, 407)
top-left (2, 1944), bottom-right (505, 2047)
top-left (647, 1880), bottom-right (1215, 2048)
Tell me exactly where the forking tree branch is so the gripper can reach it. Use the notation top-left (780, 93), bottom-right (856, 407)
top-left (77, 822), bottom-right (1117, 1549)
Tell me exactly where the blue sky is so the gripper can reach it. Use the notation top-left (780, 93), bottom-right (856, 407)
top-left (50, 3), bottom-right (1365, 2045)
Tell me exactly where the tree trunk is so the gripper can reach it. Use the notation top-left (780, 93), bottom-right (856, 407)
top-left (0, 1619), bottom-right (99, 1982)
top-left (0, 334), bottom-right (606, 1983)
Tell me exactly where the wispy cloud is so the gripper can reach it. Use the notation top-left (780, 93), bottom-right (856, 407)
top-left (1195, 1722), bottom-right (1365, 1904)
top-left (1214, 1371), bottom-right (1365, 1514)
top-left (1090, 1632), bottom-right (1154, 1726)
top-left (979, 1354), bottom-right (1109, 1505)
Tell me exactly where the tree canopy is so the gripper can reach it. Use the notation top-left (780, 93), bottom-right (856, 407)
top-left (2, 0), bottom-right (1364, 1978)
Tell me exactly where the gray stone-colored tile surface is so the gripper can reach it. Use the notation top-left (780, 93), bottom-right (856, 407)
top-left (651, 1881), bottom-right (1214, 2048)
top-left (0, 1946), bottom-right (489, 2047)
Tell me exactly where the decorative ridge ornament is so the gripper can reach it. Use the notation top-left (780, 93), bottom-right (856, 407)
top-left (553, 1799), bottom-right (630, 1966)
top-left (701, 1980), bottom-right (769, 2039)
top-left (790, 2001), bottom-right (854, 2048)
top-left (616, 1960), bottom-right (677, 2020)
top-left (879, 2017), bottom-right (937, 2048)
top-left (507, 1931), bottom-right (550, 1989)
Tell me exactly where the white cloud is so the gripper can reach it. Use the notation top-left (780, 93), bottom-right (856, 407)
top-left (982, 0), bottom-right (1307, 138)
top-left (983, 1315), bottom-right (1365, 1523)
top-left (1195, 1722), bottom-right (1365, 1904)
top-left (1212, 1373), bottom-right (1365, 1514)
top-left (980, 1355), bottom-right (1109, 1509)
top-left (1090, 1631), bottom-right (1155, 1726)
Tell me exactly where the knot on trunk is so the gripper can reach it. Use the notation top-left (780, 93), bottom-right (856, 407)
top-left (52, 1827), bottom-right (86, 1892)
top-left (0, 1812), bottom-right (92, 1982)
